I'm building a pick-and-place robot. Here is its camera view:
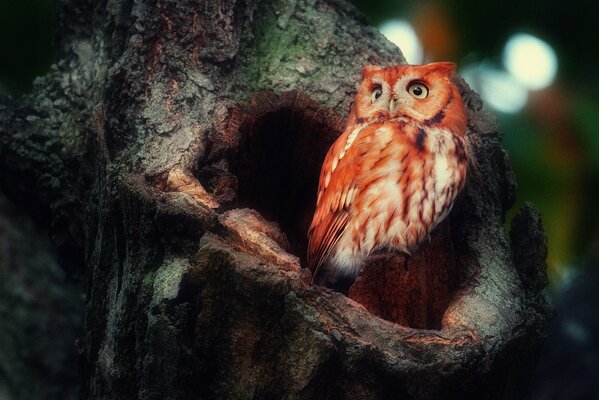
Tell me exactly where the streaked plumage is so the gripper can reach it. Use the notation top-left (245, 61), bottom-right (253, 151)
top-left (308, 62), bottom-right (468, 286)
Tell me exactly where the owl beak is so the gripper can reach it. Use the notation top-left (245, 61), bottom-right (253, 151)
top-left (389, 97), bottom-right (400, 112)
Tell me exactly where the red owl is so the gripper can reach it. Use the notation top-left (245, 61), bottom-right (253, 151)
top-left (308, 62), bottom-right (468, 287)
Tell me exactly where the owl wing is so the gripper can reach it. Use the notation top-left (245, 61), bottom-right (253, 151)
top-left (307, 125), bottom-right (362, 276)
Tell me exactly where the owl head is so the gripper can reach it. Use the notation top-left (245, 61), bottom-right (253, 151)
top-left (351, 62), bottom-right (466, 134)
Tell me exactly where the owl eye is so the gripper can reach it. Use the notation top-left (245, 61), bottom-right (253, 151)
top-left (407, 82), bottom-right (429, 99)
top-left (370, 85), bottom-right (383, 102)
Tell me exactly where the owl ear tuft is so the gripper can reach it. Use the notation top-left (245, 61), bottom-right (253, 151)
top-left (428, 62), bottom-right (457, 75)
top-left (362, 65), bottom-right (383, 78)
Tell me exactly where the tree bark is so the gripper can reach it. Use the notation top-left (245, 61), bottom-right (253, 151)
top-left (0, 0), bottom-right (550, 399)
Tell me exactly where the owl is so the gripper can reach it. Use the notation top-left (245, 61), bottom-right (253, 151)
top-left (307, 62), bottom-right (468, 288)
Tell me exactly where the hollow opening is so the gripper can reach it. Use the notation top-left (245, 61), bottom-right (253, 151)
top-left (230, 92), bottom-right (343, 261)
top-left (200, 91), bottom-right (468, 330)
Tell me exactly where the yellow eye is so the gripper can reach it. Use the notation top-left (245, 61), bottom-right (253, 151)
top-left (407, 82), bottom-right (429, 99)
top-left (370, 85), bottom-right (383, 102)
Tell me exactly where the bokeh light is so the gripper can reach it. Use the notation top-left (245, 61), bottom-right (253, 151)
top-left (379, 20), bottom-right (423, 64)
top-left (462, 65), bottom-right (528, 113)
top-left (503, 33), bottom-right (558, 90)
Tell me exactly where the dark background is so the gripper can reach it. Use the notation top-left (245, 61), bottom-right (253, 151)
top-left (0, 0), bottom-right (597, 398)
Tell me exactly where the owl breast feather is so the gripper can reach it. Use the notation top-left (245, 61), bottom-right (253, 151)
top-left (312, 120), bottom-right (467, 282)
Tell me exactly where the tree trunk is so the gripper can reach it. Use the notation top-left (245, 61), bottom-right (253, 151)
top-left (0, 0), bottom-right (550, 399)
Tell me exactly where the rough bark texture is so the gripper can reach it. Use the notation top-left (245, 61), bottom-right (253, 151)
top-left (0, 1), bottom-right (550, 399)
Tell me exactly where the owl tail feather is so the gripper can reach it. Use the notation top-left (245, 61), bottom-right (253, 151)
top-left (311, 261), bottom-right (356, 294)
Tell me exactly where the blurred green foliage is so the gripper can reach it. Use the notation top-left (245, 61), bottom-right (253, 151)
top-left (352, 0), bottom-right (599, 82)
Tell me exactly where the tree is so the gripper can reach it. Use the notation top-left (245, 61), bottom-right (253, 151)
top-left (0, 0), bottom-right (550, 398)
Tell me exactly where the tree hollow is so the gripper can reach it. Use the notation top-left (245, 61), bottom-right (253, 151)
top-left (200, 91), bottom-right (466, 329)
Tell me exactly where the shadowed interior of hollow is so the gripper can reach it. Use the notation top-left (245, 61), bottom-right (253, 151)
top-left (232, 97), bottom-right (342, 261)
